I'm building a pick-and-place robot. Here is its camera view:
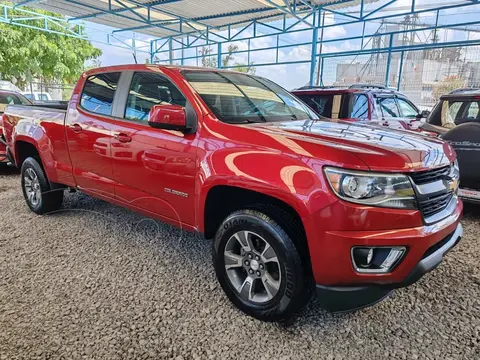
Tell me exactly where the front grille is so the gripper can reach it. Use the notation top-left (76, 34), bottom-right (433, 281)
top-left (409, 165), bottom-right (450, 185)
top-left (418, 192), bottom-right (453, 218)
top-left (408, 164), bottom-right (457, 221)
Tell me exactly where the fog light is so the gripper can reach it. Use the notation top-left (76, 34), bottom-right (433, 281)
top-left (351, 247), bottom-right (406, 273)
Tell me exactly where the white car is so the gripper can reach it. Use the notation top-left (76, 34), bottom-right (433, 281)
top-left (22, 91), bottom-right (53, 101)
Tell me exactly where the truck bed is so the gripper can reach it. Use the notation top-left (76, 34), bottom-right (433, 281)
top-left (2, 104), bottom-right (67, 164)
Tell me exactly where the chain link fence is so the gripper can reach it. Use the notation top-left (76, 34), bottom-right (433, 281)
top-left (321, 45), bottom-right (480, 111)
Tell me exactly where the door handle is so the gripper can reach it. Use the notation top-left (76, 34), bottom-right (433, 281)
top-left (69, 123), bottom-right (82, 133)
top-left (114, 133), bottom-right (132, 143)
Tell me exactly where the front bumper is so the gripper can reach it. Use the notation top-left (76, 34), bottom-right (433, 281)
top-left (316, 223), bottom-right (463, 312)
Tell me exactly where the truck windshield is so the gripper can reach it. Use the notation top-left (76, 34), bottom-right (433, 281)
top-left (182, 70), bottom-right (318, 124)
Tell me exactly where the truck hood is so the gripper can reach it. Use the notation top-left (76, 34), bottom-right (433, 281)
top-left (256, 119), bottom-right (455, 172)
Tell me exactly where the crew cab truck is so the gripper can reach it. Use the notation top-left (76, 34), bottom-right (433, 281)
top-left (292, 84), bottom-right (430, 131)
top-left (2, 65), bottom-right (463, 321)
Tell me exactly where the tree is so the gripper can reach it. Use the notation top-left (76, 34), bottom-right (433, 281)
top-left (199, 44), bottom-right (256, 74)
top-left (0, 2), bottom-right (101, 88)
top-left (432, 75), bottom-right (465, 101)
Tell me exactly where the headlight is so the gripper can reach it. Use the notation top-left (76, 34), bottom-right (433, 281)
top-left (324, 167), bottom-right (416, 209)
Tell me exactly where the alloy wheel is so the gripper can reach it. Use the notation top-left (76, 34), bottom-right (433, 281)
top-left (224, 230), bottom-right (281, 303)
top-left (24, 167), bottom-right (41, 207)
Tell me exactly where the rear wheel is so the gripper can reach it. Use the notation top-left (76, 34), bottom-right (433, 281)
top-left (212, 209), bottom-right (311, 321)
top-left (21, 157), bottom-right (63, 214)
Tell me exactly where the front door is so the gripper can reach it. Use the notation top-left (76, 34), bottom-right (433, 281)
top-left (110, 71), bottom-right (198, 227)
top-left (66, 72), bottom-right (121, 197)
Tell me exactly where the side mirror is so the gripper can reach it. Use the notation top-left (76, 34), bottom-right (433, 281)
top-left (148, 104), bottom-right (187, 131)
top-left (417, 110), bottom-right (431, 118)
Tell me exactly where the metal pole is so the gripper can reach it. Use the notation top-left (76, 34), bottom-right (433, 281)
top-left (320, 56), bottom-right (324, 86)
top-left (397, 51), bottom-right (405, 90)
top-left (309, 27), bottom-right (318, 86)
top-left (168, 38), bottom-right (173, 65)
top-left (385, 34), bottom-right (394, 86)
top-left (315, 10), bottom-right (325, 86)
top-left (150, 39), bottom-right (154, 64)
top-left (217, 42), bottom-right (222, 68)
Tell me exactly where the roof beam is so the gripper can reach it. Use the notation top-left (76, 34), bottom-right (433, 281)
top-left (124, 0), bottom-right (213, 30)
top-left (263, 0), bottom-right (315, 27)
top-left (14, 0), bottom-right (41, 7)
top-left (65, 0), bottom-right (183, 35)
top-left (68, 0), bottom-right (180, 22)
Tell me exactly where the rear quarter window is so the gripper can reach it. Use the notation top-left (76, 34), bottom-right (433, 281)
top-left (80, 72), bottom-right (121, 116)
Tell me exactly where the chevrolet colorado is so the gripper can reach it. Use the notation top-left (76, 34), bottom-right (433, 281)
top-left (2, 65), bottom-right (463, 321)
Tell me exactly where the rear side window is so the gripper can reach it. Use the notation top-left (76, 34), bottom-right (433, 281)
top-left (124, 72), bottom-right (186, 123)
top-left (350, 94), bottom-right (368, 118)
top-left (80, 72), bottom-right (121, 116)
top-left (295, 94), bottom-right (333, 118)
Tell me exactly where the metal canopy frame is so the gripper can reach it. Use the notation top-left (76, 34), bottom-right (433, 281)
top-left (7, 0), bottom-right (480, 88)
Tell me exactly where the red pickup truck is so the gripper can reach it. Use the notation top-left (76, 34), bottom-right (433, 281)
top-left (2, 65), bottom-right (463, 321)
top-left (0, 90), bottom-right (32, 164)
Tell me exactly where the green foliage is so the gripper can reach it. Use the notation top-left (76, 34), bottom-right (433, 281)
top-left (432, 75), bottom-right (465, 101)
top-left (0, 2), bottom-right (101, 87)
top-left (199, 44), bottom-right (256, 74)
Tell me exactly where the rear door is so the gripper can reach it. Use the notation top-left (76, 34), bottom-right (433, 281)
top-left (66, 72), bottom-right (121, 197)
top-left (109, 70), bottom-right (198, 226)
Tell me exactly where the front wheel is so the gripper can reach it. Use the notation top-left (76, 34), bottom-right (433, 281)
top-left (21, 157), bottom-right (63, 215)
top-left (212, 209), bottom-right (311, 321)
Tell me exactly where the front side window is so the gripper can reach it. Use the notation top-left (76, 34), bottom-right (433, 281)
top-left (350, 94), bottom-right (368, 119)
top-left (397, 98), bottom-right (418, 118)
top-left (295, 94), bottom-right (333, 118)
top-left (183, 70), bottom-right (318, 124)
top-left (0, 93), bottom-right (29, 105)
top-left (376, 97), bottom-right (400, 118)
top-left (80, 72), bottom-right (121, 116)
top-left (124, 72), bottom-right (187, 123)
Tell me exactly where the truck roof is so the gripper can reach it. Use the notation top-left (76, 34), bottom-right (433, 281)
top-left (440, 88), bottom-right (480, 99)
top-left (291, 84), bottom-right (405, 97)
top-left (83, 64), bottom-right (251, 77)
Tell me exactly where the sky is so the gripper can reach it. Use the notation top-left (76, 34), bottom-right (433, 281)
top-left (83, 0), bottom-right (480, 89)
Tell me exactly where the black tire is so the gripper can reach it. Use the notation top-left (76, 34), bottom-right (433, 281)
top-left (21, 157), bottom-right (64, 215)
top-left (212, 209), bottom-right (311, 321)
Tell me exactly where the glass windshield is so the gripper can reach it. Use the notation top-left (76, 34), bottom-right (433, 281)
top-left (182, 70), bottom-right (318, 124)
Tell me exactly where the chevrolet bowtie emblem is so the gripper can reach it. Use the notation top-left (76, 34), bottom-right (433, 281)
top-left (448, 178), bottom-right (459, 191)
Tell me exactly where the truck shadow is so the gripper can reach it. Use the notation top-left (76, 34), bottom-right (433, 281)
top-left (0, 164), bottom-right (19, 175)
top-left (42, 190), bottom-right (479, 331)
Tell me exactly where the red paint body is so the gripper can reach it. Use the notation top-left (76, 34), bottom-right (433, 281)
top-left (2, 65), bottom-right (462, 287)
top-left (0, 90), bottom-right (32, 162)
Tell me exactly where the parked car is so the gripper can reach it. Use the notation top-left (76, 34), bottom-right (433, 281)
top-left (420, 88), bottom-right (480, 203)
top-left (292, 84), bottom-right (430, 131)
top-left (22, 91), bottom-right (53, 102)
top-left (0, 91), bottom-right (32, 164)
top-left (2, 65), bottom-right (463, 321)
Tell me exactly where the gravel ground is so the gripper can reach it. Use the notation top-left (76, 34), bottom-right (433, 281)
top-left (0, 169), bottom-right (479, 360)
